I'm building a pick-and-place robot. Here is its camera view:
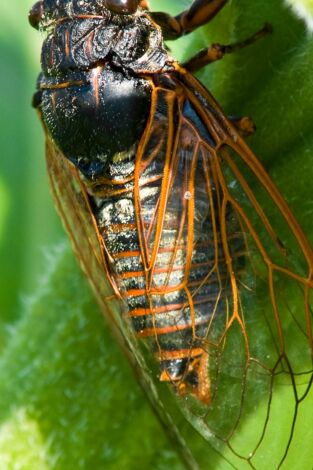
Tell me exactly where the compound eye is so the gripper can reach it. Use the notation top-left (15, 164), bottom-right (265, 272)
top-left (29, 0), bottom-right (44, 29)
top-left (104, 0), bottom-right (139, 15)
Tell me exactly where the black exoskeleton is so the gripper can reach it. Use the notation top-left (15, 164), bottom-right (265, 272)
top-left (31, 1), bottom-right (174, 178)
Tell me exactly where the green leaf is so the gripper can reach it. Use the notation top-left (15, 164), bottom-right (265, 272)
top-left (285, 0), bottom-right (313, 31)
top-left (0, 245), bottom-right (183, 469)
top-left (1, 1), bottom-right (313, 469)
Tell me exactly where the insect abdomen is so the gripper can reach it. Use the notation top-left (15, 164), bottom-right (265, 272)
top-left (94, 163), bottom-right (227, 386)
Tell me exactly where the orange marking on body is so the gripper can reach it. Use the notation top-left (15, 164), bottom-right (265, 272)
top-left (92, 66), bottom-right (102, 107)
top-left (40, 81), bottom-right (84, 90)
top-left (119, 259), bottom-right (219, 280)
top-left (105, 223), bottom-right (137, 233)
top-left (85, 31), bottom-right (94, 58)
top-left (90, 174), bottom-right (164, 198)
top-left (136, 317), bottom-right (209, 338)
top-left (112, 232), bottom-right (236, 261)
top-left (129, 303), bottom-right (188, 317)
top-left (129, 293), bottom-right (219, 317)
top-left (124, 272), bottom-right (221, 297)
top-left (113, 243), bottom-right (190, 260)
top-left (65, 29), bottom-right (70, 58)
top-left (159, 370), bottom-right (173, 382)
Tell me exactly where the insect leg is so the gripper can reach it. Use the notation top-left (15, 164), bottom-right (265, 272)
top-left (182, 23), bottom-right (272, 72)
top-left (150, 0), bottom-right (228, 40)
top-left (228, 116), bottom-right (256, 137)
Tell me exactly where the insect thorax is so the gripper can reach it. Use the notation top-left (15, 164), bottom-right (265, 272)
top-left (36, 7), bottom-right (174, 178)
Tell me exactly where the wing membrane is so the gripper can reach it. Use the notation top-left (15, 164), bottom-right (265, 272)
top-left (46, 136), bottom-right (120, 301)
top-left (44, 125), bottom-right (197, 467)
top-left (132, 70), bottom-right (313, 465)
top-left (42, 65), bottom-right (313, 467)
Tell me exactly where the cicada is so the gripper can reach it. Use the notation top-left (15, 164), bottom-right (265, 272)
top-left (29, 0), bottom-right (313, 466)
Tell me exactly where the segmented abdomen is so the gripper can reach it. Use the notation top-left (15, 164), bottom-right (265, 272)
top-left (92, 153), bottom-right (241, 383)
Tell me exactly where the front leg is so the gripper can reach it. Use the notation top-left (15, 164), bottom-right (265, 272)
top-left (150, 0), bottom-right (228, 40)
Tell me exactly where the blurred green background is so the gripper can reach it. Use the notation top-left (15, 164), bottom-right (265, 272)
top-left (1, 0), bottom-right (313, 469)
top-left (0, 1), bottom-right (62, 333)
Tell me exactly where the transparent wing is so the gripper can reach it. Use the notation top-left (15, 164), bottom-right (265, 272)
top-left (45, 133), bottom-right (155, 387)
top-left (44, 127), bottom-right (202, 465)
top-left (183, 70), bottom-right (313, 467)
top-left (46, 135), bottom-right (120, 299)
top-left (132, 70), bottom-right (313, 467)
top-left (42, 65), bottom-right (313, 466)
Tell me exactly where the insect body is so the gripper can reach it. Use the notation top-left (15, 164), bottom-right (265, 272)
top-left (30, 0), bottom-right (313, 417)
